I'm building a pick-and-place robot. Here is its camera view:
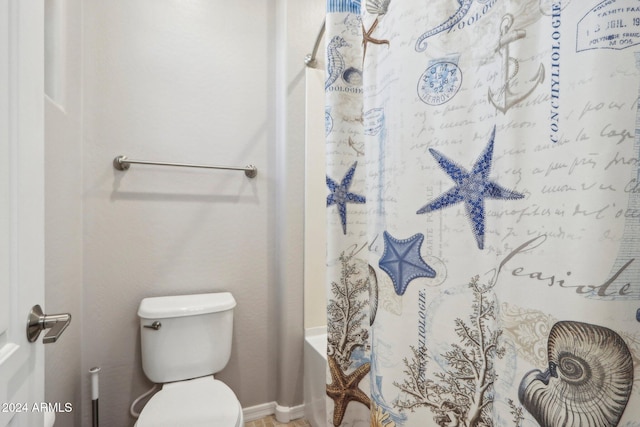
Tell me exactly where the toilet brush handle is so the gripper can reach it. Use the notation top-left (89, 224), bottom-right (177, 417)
top-left (89, 367), bottom-right (100, 427)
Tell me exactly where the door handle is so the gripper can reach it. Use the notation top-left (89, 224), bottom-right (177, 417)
top-left (26, 304), bottom-right (72, 344)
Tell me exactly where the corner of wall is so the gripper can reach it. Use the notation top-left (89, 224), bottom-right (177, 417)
top-left (274, 0), bottom-right (326, 409)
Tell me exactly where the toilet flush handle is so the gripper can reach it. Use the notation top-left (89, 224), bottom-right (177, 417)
top-left (143, 321), bottom-right (161, 330)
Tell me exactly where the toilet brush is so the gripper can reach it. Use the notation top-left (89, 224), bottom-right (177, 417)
top-left (89, 367), bottom-right (101, 427)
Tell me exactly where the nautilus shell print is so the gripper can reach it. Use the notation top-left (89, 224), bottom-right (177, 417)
top-left (518, 321), bottom-right (634, 427)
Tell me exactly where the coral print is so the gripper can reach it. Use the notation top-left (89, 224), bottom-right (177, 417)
top-left (393, 276), bottom-right (504, 427)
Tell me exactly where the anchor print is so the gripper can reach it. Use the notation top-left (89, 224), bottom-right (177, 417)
top-left (488, 14), bottom-right (545, 113)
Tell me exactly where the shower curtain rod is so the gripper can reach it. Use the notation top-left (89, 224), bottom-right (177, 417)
top-left (305, 18), bottom-right (325, 68)
top-left (113, 155), bottom-right (258, 178)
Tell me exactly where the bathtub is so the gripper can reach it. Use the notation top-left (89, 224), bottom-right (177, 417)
top-left (303, 327), bottom-right (327, 427)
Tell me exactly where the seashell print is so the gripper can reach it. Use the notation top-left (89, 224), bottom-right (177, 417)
top-left (366, 0), bottom-right (391, 16)
top-left (518, 321), bottom-right (634, 427)
top-left (342, 67), bottom-right (363, 86)
top-left (369, 265), bottom-right (378, 326)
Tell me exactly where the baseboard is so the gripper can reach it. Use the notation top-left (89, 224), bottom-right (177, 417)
top-left (243, 402), bottom-right (276, 422)
top-left (243, 402), bottom-right (306, 423)
top-left (275, 403), bottom-right (306, 423)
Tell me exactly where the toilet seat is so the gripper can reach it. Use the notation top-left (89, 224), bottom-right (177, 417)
top-left (136, 376), bottom-right (243, 427)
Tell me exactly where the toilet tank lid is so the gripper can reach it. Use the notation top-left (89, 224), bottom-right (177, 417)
top-left (138, 292), bottom-right (236, 319)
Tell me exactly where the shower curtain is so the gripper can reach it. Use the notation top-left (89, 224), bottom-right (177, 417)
top-left (325, 0), bottom-right (640, 426)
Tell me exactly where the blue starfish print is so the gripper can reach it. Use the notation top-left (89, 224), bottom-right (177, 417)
top-left (327, 161), bottom-right (366, 235)
top-left (378, 231), bottom-right (436, 296)
top-left (417, 126), bottom-right (524, 250)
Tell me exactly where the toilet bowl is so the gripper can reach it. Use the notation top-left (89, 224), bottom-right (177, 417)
top-left (134, 292), bottom-right (242, 426)
top-left (134, 377), bottom-right (243, 427)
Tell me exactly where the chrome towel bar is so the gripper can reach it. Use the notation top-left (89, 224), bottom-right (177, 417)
top-left (113, 155), bottom-right (258, 178)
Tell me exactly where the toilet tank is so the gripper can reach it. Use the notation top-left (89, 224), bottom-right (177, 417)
top-left (138, 292), bottom-right (236, 383)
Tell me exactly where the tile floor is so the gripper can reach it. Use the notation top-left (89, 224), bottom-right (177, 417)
top-left (245, 415), bottom-right (312, 427)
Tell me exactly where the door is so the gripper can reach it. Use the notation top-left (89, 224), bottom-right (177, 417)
top-left (0, 1), bottom-right (45, 426)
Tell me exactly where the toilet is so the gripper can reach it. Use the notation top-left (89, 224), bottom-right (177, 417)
top-left (134, 292), bottom-right (243, 427)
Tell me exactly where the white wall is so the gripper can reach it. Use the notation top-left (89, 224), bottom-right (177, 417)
top-left (44, 0), bottom-right (325, 425)
top-left (44, 0), bottom-right (83, 425)
top-left (304, 67), bottom-right (328, 329)
top-left (82, 1), bottom-right (273, 424)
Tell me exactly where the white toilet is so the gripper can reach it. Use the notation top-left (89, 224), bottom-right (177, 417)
top-left (134, 292), bottom-right (243, 427)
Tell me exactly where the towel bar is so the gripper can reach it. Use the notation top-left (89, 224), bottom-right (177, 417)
top-left (113, 155), bottom-right (257, 178)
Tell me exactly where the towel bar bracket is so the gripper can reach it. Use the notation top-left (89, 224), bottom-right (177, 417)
top-left (113, 156), bottom-right (131, 171)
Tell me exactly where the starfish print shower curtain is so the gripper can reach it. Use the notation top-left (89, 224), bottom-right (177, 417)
top-left (325, 0), bottom-right (640, 426)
